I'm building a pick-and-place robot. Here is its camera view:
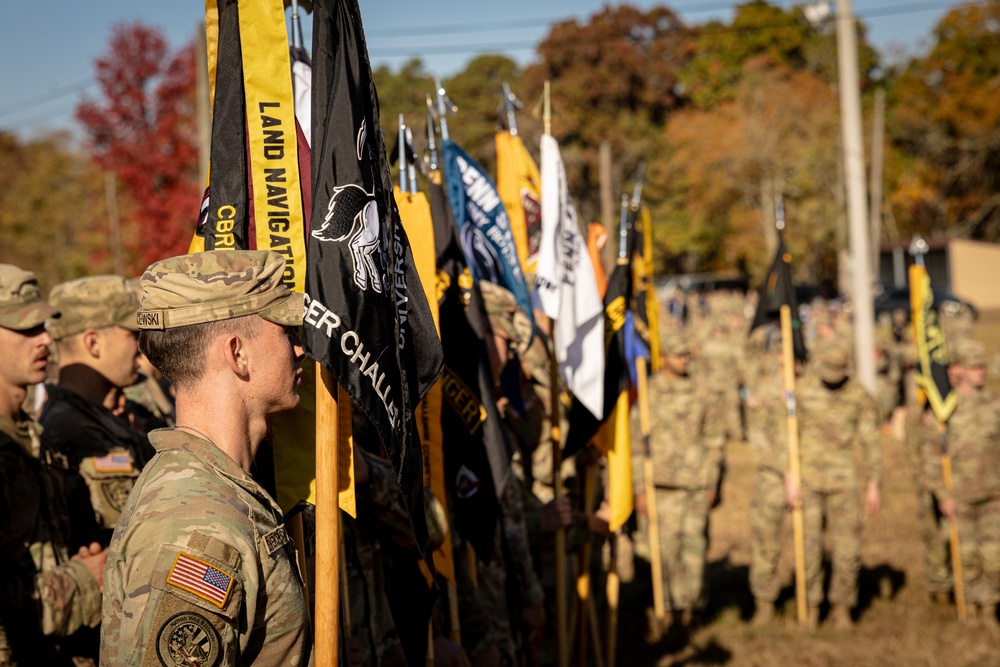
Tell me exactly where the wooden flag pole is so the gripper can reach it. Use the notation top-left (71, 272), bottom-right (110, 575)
top-left (575, 463), bottom-right (598, 667)
top-left (780, 306), bottom-right (808, 625)
top-left (605, 539), bottom-right (619, 667)
top-left (544, 79), bottom-right (569, 667)
top-left (939, 425), bottom-right (967, 623)
top-left (315, 368), bottom-right (340, 667)
top-left (549, 316), bottom-right (568, 667)
top-left (636, 355), bottom-right (666, 630)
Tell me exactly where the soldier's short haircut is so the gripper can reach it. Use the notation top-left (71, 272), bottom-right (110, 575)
top-left (139, 315), bottom-right (261, 387)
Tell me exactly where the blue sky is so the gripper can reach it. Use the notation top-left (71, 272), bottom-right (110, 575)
top-left (0, 0), bottom-right (960, 138)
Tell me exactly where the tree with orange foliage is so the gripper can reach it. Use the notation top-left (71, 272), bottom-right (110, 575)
top-left (76, 22), bottom-right (200, 271)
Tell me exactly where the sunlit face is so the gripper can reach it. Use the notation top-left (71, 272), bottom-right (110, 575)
top-left (93, 326), bottom-right (141, 388)
top-left (248, 321), bottom-right (305, 414)
top-left (963, 363), bottom-right (986, 391)
top-left (0, 324), bottom-right (52, 390)
top-left (664, 352), bottom-right (690, 377)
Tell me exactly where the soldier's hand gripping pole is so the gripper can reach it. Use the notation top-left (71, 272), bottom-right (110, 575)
top-left (939, 424), bottom-right (967, 624)
top-left (780, 306), bottom-right (808, 625)
top-left (636, 355), bottom-right (666, 626)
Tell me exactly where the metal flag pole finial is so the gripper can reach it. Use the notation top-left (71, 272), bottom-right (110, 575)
top-left (398, 114), bottom-right (407, 194)
top-left (543, 81), bottom-right (551, 137)
top-left (290, 0), bottom-right (303, 50)
top-left (909, 233), bottom-right (929, 267)
top-left (425, 95), bottom-right (439, 172)
top-left (629, 161), bottom-right (646, 212)
top-left (405, 127), bottom-right (418, 194)
top-left (435, 78), bottom-right (457, 141)
top-left (775, 192), bottom-right (786, 232)
top-left (499, 81), bottom-right (523, 136)
top-left (617, 194), bottom-right (630, 261)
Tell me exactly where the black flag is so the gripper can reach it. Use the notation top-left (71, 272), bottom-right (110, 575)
top-left (749, 233), bottom-right (806, 361)
top-left (564, 261), bottom-right (632, 457)
top-left (428, 176), bottom-right (509, 561)
top-left (305, 0), bottom-right (444, 557)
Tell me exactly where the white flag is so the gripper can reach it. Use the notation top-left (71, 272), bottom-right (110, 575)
top-left (536, 134), bottom-right (605, 419)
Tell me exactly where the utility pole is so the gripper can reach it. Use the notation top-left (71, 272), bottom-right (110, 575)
top-left (869, 88), bottom-right (885, 282)
top-left (599, 142), bottom-right (614, 274)
top-left (836, 0), bottom-right (875, 392)
top-left (105, 173), bottom-right (125, 276)
top-left (196, 22), bottom-right (211, 187)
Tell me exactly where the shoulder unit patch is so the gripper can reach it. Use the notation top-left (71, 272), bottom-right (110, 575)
top-left (156, 611), bottom-right (221, 667)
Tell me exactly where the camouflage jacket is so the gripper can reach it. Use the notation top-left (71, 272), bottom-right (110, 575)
top-left (791, 372), bottom-right (882, 492)
top-left (745, 369), bottom-right (787, 473)
top-left (921, 389), bottom-right (1000, 504)
top-left (100, 429), bottom-right (311, 666)
top-left (0, 413), bottom-right (102, 666)
top-left (635, 374), bottom-right (725, 491)
top-left (40, 384), bottom-right (156, 546)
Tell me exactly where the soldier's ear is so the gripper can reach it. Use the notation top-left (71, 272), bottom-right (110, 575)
top-left (81, 328), bottom-right (101, 359)
top-left (222, 332), bottom-right (250, 380)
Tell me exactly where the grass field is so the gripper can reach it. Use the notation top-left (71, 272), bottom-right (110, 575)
top-left (612, 311), bottom-right (1000, 666)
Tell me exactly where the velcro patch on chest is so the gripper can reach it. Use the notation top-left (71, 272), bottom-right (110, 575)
top-left (262, 525), bottom-right (290, 556)
top-left (166, 552), bottom-right (234, 608)
top-left (92, 452), bottom-right (133, 473)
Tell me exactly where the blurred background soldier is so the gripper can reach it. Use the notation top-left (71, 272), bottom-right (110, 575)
top-left (785, 345), bottom-right (881, 630)
top-left (40, 275), bottom-right (154, 550)
top-left (0, 264), bottom-right (105, 666)
top-left (746, 333), bottom-right (791, 624)
top-left (923, 339), bottom-right (1000, 627)
top-left (634, 334), bottom-right (725, 635)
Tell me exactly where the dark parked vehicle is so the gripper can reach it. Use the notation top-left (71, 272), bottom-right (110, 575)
top-left (873, 286), bottom-right (977, 321)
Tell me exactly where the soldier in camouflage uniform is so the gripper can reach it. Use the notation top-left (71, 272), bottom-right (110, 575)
top-left (746, 334), bottom-right (791, 624)
top-left (479, 281), bottom-right (547, 661)
top-left (101, 250), bottom-right (312, 666)
top-left (921, 339), bottom-right (1000, 625)
top-left (634, 335), bottom-right (725, 631)
top-left (695, 320), bottom-right (743, 442)
top-left (40, 276), bottom-right (155, 549)
top-left (0, 264), bottom-right (104, 666)
top-left (785, 345), bottom-right (882, 629)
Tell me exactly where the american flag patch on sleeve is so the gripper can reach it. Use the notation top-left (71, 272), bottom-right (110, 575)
top-left (166, 552), bottom-right (234, 607)
top-left (93, 453), bottom-right (133, 473)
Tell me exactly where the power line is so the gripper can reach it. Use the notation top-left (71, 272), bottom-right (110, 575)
top-left (366, 0), bottom-right (985, 59)
top-left (0, 78), bottom-right (95, 120)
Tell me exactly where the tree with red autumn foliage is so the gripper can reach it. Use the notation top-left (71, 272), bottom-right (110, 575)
top-left (76, 22), bottom-right (199, 270)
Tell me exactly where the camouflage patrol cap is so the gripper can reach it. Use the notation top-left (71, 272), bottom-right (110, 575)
top-left (951, 338), bottom-right (987, 367)
top-left (137, 250), bottom-right (303, 330)
top-left (479, 281), bottom-right (532, 355)
top-left (0, 264), bottom-right (59, 331)
top-left (47, 275), bottom-right (139, 340)
top-left (662, 334), bottom-right (691, 356)
top-left (817, 345), bottom-right (850, 382)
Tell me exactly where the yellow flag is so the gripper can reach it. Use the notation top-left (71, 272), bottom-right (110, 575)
top-left (496, 131), bottom-right (541, 275)
top-left (595, 390), bottom-right (633, 532)
top-left (397, 187), bottom-right (454, 583)
top-left (271, 360), bottom-right (357, 517)
top-left (642, 207), bottom-right (661, 373)
top-left (238, 0), bottom-right (307, 292)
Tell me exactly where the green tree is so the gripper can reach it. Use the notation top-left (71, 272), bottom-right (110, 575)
top-left (886, 1), bottom-right (1000, 240)
top-left (0, 132), bottom-right (113, 290)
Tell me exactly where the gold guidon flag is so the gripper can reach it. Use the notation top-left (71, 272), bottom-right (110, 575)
top-left (495, 131), bottom-right (541, 275)
top-left (397, 187), bottom-right (454, 583)
top-left (909, 263), bottom-right (957, 422)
